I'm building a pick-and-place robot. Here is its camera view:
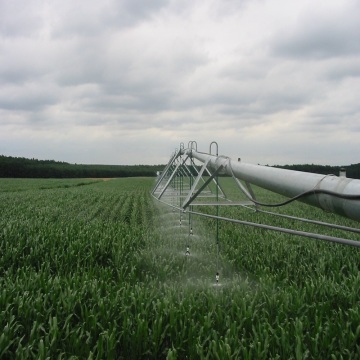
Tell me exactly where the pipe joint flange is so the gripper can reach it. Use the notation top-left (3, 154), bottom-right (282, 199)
top-left (215, 155), bottom-right (230, 173)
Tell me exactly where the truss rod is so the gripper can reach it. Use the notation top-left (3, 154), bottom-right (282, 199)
top-left (152, 150), bottom-right (180, 195)
top-left (256, 209), bottom-right (360, 234)
top-left (188, 210), bottom-right (360, 248)
top-left (182, 165), bottom-right (224, 209)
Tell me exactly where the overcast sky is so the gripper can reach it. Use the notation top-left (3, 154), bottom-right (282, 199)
top-left (1, 0), bottom-right (359, 166)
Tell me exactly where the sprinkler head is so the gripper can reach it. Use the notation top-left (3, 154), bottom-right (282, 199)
top-left (215, 272), bottom-right (219, 283)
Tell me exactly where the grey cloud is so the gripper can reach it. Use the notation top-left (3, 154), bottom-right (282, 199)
top-left (0, 65), bottom-right (42, 85)
top-left (0, 84), bottom-right (58, 112)
top-left (272, 5), bottom-right (360, 59)
top-left (177, 68), bottom-right (315, 119)
top-left (199, 57), bottom-right (319, 117)
top-left (109, 0), bottom-right (169, 25)
top-left (97, 56), bottom-right (206, 113)
top-left (80, 89), bottom-right (175, 114)
top-left (50, 0), bottom-right (168, 38)
top-left (323, 59), bottom-right (360, 82)
top-left (0, 0), bottom-right (169, 40)
top-left (0, 40), bottom-right (55, 85)
top-left (274, 29), bottom-right (360, 59)
top-left (293, 117), bottom-right (359, 138)
top-left (96, 78), bottom-right (177, 114)
top-left (1, 0), bottom-right (359, 167)
top-left (220, 60), bottom-right (270, 81)
top-left (308, 110), bottom-right (360, 131)
top-left (207, 0), bottom-right (259, 18)
top-left (0, 0), bottom-right (44, 37)
top-left (254, 87), bottom-right (315, 113)
top-left (54, 41), bottom-right (107, 87)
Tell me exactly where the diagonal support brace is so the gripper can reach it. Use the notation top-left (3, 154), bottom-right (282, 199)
top-left (182, 164), bottom-right (224, 209)
top-left (157, 155), bottom-right (189, 200)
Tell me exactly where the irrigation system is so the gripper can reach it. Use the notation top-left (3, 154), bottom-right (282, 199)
top-left (152, 141), bottom-right (360, 283)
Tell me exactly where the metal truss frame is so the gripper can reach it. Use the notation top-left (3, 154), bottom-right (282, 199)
top-left (152, 142), bottom-right (360, 248)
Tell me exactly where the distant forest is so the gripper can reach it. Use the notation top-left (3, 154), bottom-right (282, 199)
top-left (273, 163), bottom-right (360, 179)
top-left (0, 155), bottom-right (359, 179)
top-left (0, 155), bottom-right (164, 178)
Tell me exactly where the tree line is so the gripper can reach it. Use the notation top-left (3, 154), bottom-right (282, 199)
top-left (274, 163), bottom-right (360, 179)
top-left (0, 155), bottom-right (359, 179)
top-left (0, 155), bottom-right (164, 178)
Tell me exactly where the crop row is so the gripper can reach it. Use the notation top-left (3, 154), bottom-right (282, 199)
top-left (1, 177), bottom-right (360, 358)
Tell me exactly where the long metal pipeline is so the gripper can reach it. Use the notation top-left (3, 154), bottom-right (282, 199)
top-left (183, 149), bottom-right (360, 222)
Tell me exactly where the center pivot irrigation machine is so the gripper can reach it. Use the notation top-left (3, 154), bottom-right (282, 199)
top-left (152, 140), bottom-right (360, 248)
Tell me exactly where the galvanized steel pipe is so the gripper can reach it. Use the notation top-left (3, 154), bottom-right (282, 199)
top-left (183, 149), bottom-right (360, 222)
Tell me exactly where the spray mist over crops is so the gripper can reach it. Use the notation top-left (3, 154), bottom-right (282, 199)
top-left (138, 195), bottom-right (252, 293)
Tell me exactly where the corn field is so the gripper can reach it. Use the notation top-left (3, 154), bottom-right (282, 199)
top-left (0, 177), bottom-right (359, 359)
